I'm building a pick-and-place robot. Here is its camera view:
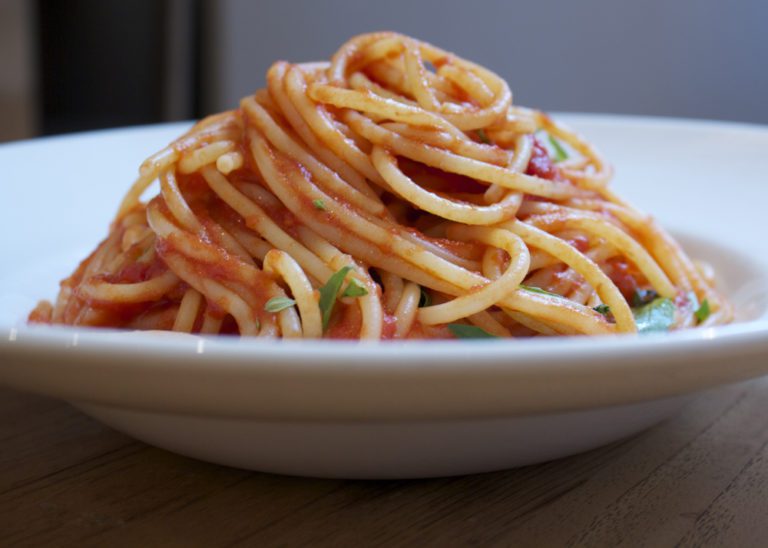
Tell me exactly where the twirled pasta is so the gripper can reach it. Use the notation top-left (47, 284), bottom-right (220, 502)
top-left (30, 32), bottom-right (732, 339)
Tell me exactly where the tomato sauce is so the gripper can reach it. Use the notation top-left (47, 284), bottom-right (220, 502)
top-left (606, 259), bottom-right (641, 301)
top-left (525, 137), bottom-right (561, 181)
top-left (567, 235), bottom-right (590, 253)
top-left (102, 255), bottom-right (166, 285)
top-left (326, 303), bottom-right (363, 339)
top-left (381, 313), bottom-right (397, 340)
top-left (401, 158), bottom-right (487, 194)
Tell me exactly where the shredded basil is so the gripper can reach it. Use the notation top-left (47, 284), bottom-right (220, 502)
top-left (264, 296), bottom-right (296, 313)
top-left (547, 134), bottom-right (568, 162)
top-left (418, 286), bottom-right (432, 307)
top-left (593, 304), bottom-right (611, 316)
top-left (476, 129), bottom-right (491, 144)
top-left (312, 199), bottom-right (327, 211)
top-left (318, 266), bottom-right (353, 331)
top-left (342, 278), bottom-right (369, 298)
top-left (633, 297), bottom-right (676, 333)
top-left (695, 299), bottom-right (711, 323)
top-left (520, 284), bottom-right (562, 298)
top-left (447, 323), bottom-right (499, 339)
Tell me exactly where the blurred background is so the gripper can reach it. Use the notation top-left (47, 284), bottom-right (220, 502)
top-left (2, 0), bottom-right (766, 143)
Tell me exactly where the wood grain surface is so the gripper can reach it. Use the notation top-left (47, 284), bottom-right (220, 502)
top-left (1, 377), bottom-right (767, 547)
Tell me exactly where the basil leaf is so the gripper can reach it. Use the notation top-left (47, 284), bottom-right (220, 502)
top-left (476, 129), bottom-right (491, 144)
top-left (312, 199), bottom-right (327, 211)
top-left (633, 297), bottom-right (676, 333)
top-left (447, 323), bottom-right (499, 339)
top-left (519, 284), bottom-right (562, 298)
top-left (264, 296), bottom-right (296, 313)
top-left (418, 286), bottom-right (432, 307)
top-left (342, 278), bottom-right (368, 298)
top-left (593, 304), bottom-right (611, 316)
top-left (695, 298), bottom-right (711, 323)
top-left (632, 289), bottom-right (659, 307)
top-left (547, 135), bottom-right (568, 162)
top-left (318, 266), bottom-right (353, 331)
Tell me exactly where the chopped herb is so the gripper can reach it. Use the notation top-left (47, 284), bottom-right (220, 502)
top-left (633, 297), bottom-right (676, 333)
top-left (632, 289), bottom-right (659, 307)
top-left (547, 135), bottom-right (568, 162)
top-left (342, 278), bottom-right (369, 298)
top-left (593, 304), bottom-right (611, 316)
top-left (318, 266), bottom-right (353, 331)
top-left (519, 284), bottom-right (562, 298)
top-left (264, 296), bottom-right (296, 313)
top-left (476, 129), bottom-right (491, 144)
top-left (447, 323), bottom-right (499, 339)
top-left (418, 286), bottom-right (432, 307)
top-left (312, 199), bottom-right (327, 211)
top-left (695, 299), bottom-right (711, 323)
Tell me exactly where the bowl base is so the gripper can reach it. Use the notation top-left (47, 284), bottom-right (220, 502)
top-left (75, 395), bottom-right (690, 479)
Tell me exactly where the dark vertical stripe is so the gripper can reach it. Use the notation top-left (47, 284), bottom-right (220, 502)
top-left (36, 0), bottom-right (166, 135)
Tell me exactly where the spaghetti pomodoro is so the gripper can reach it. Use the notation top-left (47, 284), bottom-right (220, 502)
top-left (29, 32), bottom-right (732, 339)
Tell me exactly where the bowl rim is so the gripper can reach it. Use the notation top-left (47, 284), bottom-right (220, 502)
top-left (2, 321), bottom-right (768, 421)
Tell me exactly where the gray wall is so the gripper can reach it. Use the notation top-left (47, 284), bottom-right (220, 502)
top-left (204, 0), bottom-right (767, 123)
top-left (0, 0), bottom-right (35, 142)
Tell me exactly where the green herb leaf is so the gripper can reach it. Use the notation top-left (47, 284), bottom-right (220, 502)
top-left (264, 296), bottom-right (296, 313)
top-left (519, 284), bottom-right (562, 298)
top-left (318, 266), bottom-right (353, 331)
top-left (418, 286), bottom-right (432, 307)
top-left (547, 135), bottom-right (568, 162)
top-left (633, 297), bottom-right (676, 333)
top-left (342, 277), bottom-right (369, 298)
top-left (476, 129), bottom-right (491, 144)
top-left (447, 323), bottom-right (499, 339)
top-left (312, 199), bottom-right (327, 211)
top-left (695, 298), bottom-right (711, 323)
top-left (593, 304), bottom-right (611, 316)
top-left (632, 289), bottom-right (659, 307)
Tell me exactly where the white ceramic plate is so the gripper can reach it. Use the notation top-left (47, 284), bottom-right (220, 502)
top-left (1, 115), bottom-right (768, 479)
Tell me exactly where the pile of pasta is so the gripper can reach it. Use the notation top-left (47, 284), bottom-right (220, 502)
top-left (30, 32), bottom-right (731, 339)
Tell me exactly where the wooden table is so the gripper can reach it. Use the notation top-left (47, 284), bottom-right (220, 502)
top-left (2, 377), bottom-right (767, 547)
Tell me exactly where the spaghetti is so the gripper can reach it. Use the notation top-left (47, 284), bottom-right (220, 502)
top-left (29, 32), bottom-right (732, 339)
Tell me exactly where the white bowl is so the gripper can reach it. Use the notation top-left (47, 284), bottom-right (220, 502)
top-left (1, 114), bottom-right (767, 478)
